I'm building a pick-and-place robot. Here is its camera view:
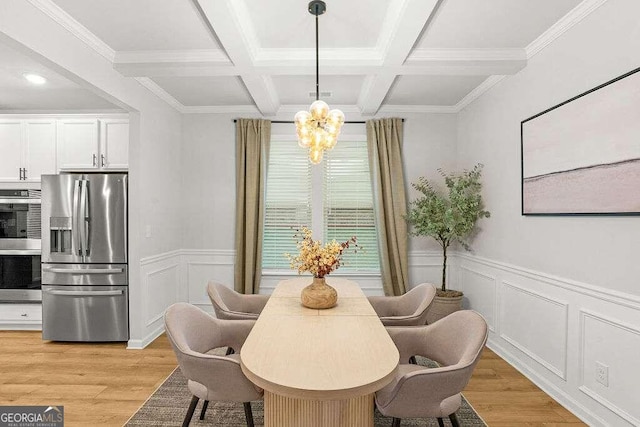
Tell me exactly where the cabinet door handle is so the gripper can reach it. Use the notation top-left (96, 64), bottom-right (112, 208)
top-left (21, 313), bottom-right (28, 317)
top-left (23, 168), bottom-right (27, 180)
top-left (101, 154), bottom-right (106, 167)
top-left (92, 154), bottom-right (97, 166)
top-left (19, 168), bottom-right (22, 180)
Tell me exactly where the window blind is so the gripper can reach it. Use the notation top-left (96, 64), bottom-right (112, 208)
top-left (262, 140), bottom-right (312, 269)
top-left (323, 140), bottom-right (380, 272)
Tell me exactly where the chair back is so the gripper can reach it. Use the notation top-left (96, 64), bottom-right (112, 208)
top-left (164, 302), bottom-right (262, 403)
top-left (401, 283), bottom-right (437, 323)
top-left (425, 310), bottom-right (488, 370)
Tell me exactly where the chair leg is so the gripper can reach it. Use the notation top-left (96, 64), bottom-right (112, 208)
top-left (182, 396), bottom-right (199, 427)
top-left (449, 413), bottom-right (460, 427)
top-left (436, 417), bottom-right (445, 427)
top-left (226, 347), bottom-right (235, 355)
top-left (391, 417), bottom-right (401, 427)
top-left (408, 355), bottom-right (417, 365)
top-left (243, 402), bottom-right (254, 427)
top-left (199, 400), bottom-right (209, 420)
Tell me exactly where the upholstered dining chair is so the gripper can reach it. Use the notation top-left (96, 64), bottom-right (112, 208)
top-left (164, 302), bottom-right (263, 427)
top-left (375, 310), bottom-right (488, 427)
top-left (207, 281), bottom-right (270, 321)
top-left (367, 283), bottom-right (437, 326)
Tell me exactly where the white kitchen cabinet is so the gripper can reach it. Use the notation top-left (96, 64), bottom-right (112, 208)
top-left (57, 119), bottom-right (100, 170)
top-left (99, 119), bottom-right (129, 170)
top-left (0, 120), bottom-right (23, 181)
top-left (0, 119), bottom-right (56, 182)
top-left (57, 118), bottom-right (128, 171)
top-left (24, 120), bottom-right (57, 181)
top-left (0, 303), bottom-right (42, 330)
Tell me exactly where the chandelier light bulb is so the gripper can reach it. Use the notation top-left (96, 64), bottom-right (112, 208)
top-left (309, 148), bottom-right (323, 164)
top-left (310, 100), bottom-right (329, 120)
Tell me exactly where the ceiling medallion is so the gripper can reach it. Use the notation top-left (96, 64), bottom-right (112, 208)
top-left (294, 0), bottom-right (345, 165)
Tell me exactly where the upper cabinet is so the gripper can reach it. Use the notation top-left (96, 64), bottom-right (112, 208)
top-left (0, 116), bottom-right (129, 182)
top-left (99, 119), bottom-right (129, 170)
top-left (57, 118), bottom-right (129, 172)
top-left (0, 119), bottom-right (56, 182)
top-left (56, 119), bottom-right (100, 170)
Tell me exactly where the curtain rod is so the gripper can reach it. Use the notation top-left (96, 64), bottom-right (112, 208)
top-left (233, 119), bottom-right (404, 124)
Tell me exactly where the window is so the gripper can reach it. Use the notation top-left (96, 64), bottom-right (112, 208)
top-left (262, 136), bottom-right (380, 273)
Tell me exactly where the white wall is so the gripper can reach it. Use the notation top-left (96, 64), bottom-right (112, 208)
top-left (456, 0), bottom-right (640, 425)
top-left (1, 1), bottom-right (183, 348)
top-left (180, 112), bottom-right (457, 304)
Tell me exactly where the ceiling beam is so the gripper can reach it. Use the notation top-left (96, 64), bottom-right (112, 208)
top-left (357, 0), bottom-right (440, 115)
top-left (194, 0), bottom-right (279, 115)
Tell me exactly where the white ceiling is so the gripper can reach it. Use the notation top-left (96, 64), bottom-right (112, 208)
top-left (0, 41), bottom-right (121, 111)
top-left (1, 0), bottom-right (588, 114)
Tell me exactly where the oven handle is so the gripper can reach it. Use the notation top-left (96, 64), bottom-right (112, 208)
top-left (0, 249), bottom-right (41, 255)
top-left (43, 267), bottom-right (124, 274)
top-left (44, 289), bottom-right (124, 297)
top-left (0, 198), bottom-right (41, 204)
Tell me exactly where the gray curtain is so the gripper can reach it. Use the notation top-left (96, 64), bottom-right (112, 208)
top-left (234, 119), bottom-right (271, 294)
top-left (366, 118), bottom-right (409, 296)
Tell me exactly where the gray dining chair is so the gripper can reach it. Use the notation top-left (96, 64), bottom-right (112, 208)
top-left (375, 310), bottom-right (488, 427)
top-left (207, 281), bottom-right (269, 321)
top-left (368, 283), bottom-right (437, 326)
top-left (164, 302), bottom-right (263, 427)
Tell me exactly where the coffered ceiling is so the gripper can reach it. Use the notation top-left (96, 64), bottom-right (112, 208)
top-left (4, 0), bottom-right (600, 114)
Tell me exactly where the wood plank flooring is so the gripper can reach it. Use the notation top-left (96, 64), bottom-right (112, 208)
top-left (0, 331), bottom-right (585, 426)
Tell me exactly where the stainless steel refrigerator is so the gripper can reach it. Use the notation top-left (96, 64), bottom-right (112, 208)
top-left (41, 173), bottom-right (128, 341)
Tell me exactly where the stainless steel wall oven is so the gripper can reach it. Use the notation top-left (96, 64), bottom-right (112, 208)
top-left (0, 189), bottom-right (42, 302)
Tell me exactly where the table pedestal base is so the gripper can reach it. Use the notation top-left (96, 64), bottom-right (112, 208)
top-left (264, 391), bottom-right (374, 427)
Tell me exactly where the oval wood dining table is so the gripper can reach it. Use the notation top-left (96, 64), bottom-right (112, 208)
top-left (240, 277), bottom-right (399, 427)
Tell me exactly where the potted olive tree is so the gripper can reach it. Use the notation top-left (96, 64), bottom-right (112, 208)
top-left (406, 164), bottom-right (490, 323)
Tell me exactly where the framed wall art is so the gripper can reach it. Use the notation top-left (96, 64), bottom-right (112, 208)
top-left (521, 66), bottom-right (640, 215)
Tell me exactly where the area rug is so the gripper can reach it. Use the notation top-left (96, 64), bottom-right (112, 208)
top-left (126, 355), bottom-right (487, 426)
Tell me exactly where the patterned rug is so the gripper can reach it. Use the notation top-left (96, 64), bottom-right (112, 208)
top-left (126, 355), bottom-right (487, 426)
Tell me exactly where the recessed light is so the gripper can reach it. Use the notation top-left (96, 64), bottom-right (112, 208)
top-left (23, 73), bottom-right (47, 85)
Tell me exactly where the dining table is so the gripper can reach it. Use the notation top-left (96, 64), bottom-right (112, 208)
top-left (240, 277), bottom-right (399, 427)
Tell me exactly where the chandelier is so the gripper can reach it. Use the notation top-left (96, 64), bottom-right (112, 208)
top-left (294, 0), bottom-right (345, 164)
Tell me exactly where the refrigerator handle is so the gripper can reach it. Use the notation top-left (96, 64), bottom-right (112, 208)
top-left (80, 179), bottom-right (89, 256)
top-left (44, 289), bottom-right (124, 297)
top-left (43, 267), bottom-right (124, 274)
top-left (72, 180), bottom-right (82, 256)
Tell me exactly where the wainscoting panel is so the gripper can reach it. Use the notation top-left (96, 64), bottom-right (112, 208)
top-left (579, 310), bottom-right (640, 426)
top-left (134, 250), bottom-right (182, 348)
top-left (458, 253), bottom-right (640, 427)
top-left (458, 265), bottom-right (497, 332)
top-left (183, 249), bottom-right (234, 311)
top-left (500, 280), bottom-right (568, 379)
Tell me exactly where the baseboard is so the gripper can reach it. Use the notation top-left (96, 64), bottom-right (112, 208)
top-left (127, 323), bottom-right (165, 350)
top-left (487, 339), bottom-right (607, 426)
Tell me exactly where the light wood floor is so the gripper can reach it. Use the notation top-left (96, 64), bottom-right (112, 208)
top-left (0, 331), bottom-right (585, 426)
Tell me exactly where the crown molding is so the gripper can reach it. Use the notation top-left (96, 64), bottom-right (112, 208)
top-left (27, 0), bottom-right (116, 62)
top-left (408, 48), bottom-right (526, 62)
top-left (181, 105), bottom-right (260, 114)
top-left (253, 48), bottom-right (382, 65)
top-left (134, 77), bottom-right (185, 112)
top-left (114, 49), bottom-right (230, 64)
top-left (526, 0), bottom-right (609, 58)
top-left (378, 104), bottom-right (458, 114)
top-left (276, 105), bottom-right (363, 115)
top-left (454, 75), bottom-right (506, 112)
